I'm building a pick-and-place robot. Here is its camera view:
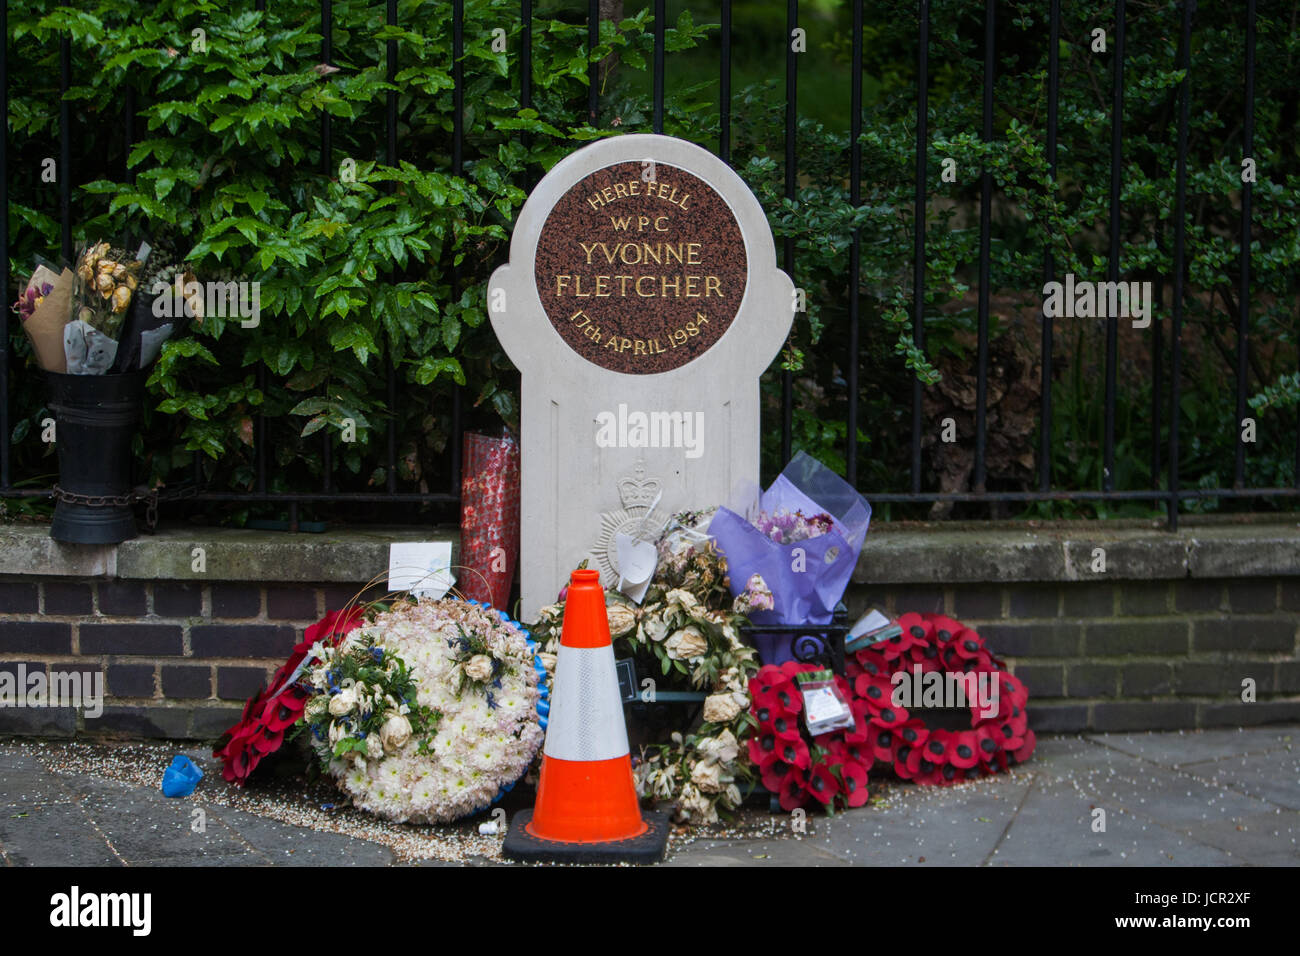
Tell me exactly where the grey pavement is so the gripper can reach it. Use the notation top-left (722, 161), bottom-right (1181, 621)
top-left (1, 725), bottom-right (1297, 866)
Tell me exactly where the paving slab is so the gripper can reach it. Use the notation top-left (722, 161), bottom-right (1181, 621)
top-left (1177, 810), bottom-right (1300, 865)
top-left (1177, 749), bottom-right (1300, 812)
top-left (74, 781), bottom-right (252, 865)
top-left (0, 765), bottom-right (74, 809)
top-left (812, 777), bottom-right (1031, 866)
top-left (988, 779), bottom-right (1236, 866)
top-left (0, 802), bottom-right (122, 866)
top-left (216, 809), bottom-right (395, 866)
top-left (1088, 728), bottom-right (1296, 768)
top-left (664, 836), bottom-right (850, 867)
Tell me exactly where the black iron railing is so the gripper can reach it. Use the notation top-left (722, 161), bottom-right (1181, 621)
top-left (1, 1), bottom-right (1296, 531)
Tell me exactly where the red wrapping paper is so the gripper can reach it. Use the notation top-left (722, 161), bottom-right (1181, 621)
top-left (458, 431), bottom-right (521, 610)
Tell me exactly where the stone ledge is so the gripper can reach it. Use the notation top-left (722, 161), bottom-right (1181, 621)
top-left (0, 517), bottom-right (1295, 585)
top-left (853, 519), bottom-right (1300, 584)
top-left (0, 525), bottom-right (459, 583)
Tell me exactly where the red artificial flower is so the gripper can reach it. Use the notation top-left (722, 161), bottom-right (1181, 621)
top-left (950, 730), bottom-right (982, 769)
top-left (853, 670), bottom-right (895, 710)
top-left (774, 734), bottom-right (811, 772)
top-left (837, 760), bottom-right (871, 807)
top-left (748, 732), bottom-right (781, 771)
top-left (923, 728), bottom-right (953, 766)
top-left (806, 763), bottom-right (841, 805)
top-left (925, 615), bottom-right (964, 643)
top-left (843, 698), bottom-right (873, 744)
top-left (1012, 728), bottom-right (1037, 764)
top-left (778, 767), bottom-right (810, 812)
top-left (865, 722), bottom-right (897, 763)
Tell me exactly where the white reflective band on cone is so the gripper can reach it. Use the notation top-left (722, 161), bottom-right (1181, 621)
top-left (543, 643), bottom-right (630, 762)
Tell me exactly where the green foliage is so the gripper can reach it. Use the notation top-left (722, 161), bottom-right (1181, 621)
top-left (5, 0), bottom-right (1297, 521)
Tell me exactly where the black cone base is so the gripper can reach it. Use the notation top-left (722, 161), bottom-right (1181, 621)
top-left (501, 809), bottom-right (670, 864)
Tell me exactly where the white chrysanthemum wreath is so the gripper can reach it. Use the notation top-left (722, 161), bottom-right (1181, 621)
top-left (300, 597), bottom-right (546, 824)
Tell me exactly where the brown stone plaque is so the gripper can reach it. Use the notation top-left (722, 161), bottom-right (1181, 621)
top-left (533, 160), bottom-right (747, 374)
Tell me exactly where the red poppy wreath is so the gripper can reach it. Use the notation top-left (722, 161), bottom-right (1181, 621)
top-left (849, 611), bottom-right (1036, 787)
top-left (746, 612), bottom-right (1035, 809)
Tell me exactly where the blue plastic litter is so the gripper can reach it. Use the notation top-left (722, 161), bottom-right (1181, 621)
top-left (161, 755), bottom-right (203, 798)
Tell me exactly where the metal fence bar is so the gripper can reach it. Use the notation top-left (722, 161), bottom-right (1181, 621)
top-left (450, 0), bottom-right (465, 497)
top-left (1103, 0), bottom-right (1125, 493)
top-left (59, 36), bottom-right (71, 263)
top-left (845, 0), bottom-right (863, 488)
top-left (385, 0), bottom-right (398, 495)
top-left (911, 0), bottom-right (928, 494)
top-left (321, 0), bottom-right (332, 177)
top-left (1234, 0), bottom-right (1256, 488)
top-left (1105, 8), bottom-right (1127, 487)
top-left (1169, 0), bottom-right (1194, 531)
top-left (973, 0), bottom-right (994, 492)
top-left (1039, 0), bottom-right (1060, 494)
top-left (320, 0), bottom-right (334, 496)
top-left (587, 0), bottom-right (598, 125)
top-left (719, 0), bottom-right (731, 164)
top-left (1151, 272), bottom-right (1162, 485)
top-left (0, 0), bottom-right (9, 490)
top-left (653, 0), bottom-right (665, 134)
top-left (781, 0), bottom-right (798, 466)
top-left (256, 366), bottom-right (267, 493)
top-left (521, 0), bottom-right (532, 110)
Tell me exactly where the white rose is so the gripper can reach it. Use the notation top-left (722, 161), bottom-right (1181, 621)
top-left (690, 760), bottom-right (724, 793)
top-left (665, 626), bottom-right (708, 660)
top-left (640, 617), bottom-right (669, 643)
top-left (380, 712), bottom-right (413, 753)
top-left (606, 603), bottom-right (637, 638)
top-left (464, 655), bottom-right (494, 682)
top-left (366, 734), bottom-right (384, 759)
top-left (666, 588), bottom-right (699, 612)
top-left (702, 692), bottom-right (741, 724)
top-left (327, 720), bottom-right (347, 746)
top-left (537, 652), bottom-right (557, 675)
top-left (328, 686), bottom-right (357, 716)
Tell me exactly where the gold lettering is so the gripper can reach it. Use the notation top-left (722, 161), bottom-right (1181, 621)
top-left (686, 243), bottom-right (702, 265)
top-left (636, 276), bottom-right (656, 297)
top-left (555, 275), bottom-right (571, 296)
top-left (685, 275), bottom-right (700, 298)
top-left (594, 275), bottom-right (610, 296)
top-left (613, 182), bottom-right (628, 199)
top-left (655, 216), bottom-right (670, 232)
top-left (705, 276), bottom-right (722, 297)
top-left (661, 275), bottom-right (681, 297)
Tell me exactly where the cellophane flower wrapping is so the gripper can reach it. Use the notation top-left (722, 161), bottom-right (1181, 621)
top-left (708, 451), bottom-right (871, 664)
top-left (458, 431), bottom-right (520, 609)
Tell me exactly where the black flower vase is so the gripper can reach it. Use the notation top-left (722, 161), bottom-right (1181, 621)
top-left (45, 370), bottom-right (147, 544)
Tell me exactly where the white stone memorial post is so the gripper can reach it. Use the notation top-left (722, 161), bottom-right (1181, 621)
top-left (489, 134), bottom-right (794, 620)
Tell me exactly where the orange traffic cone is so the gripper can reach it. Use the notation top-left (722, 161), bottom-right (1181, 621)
top-left (503, 568), bottom-right (668, 863)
